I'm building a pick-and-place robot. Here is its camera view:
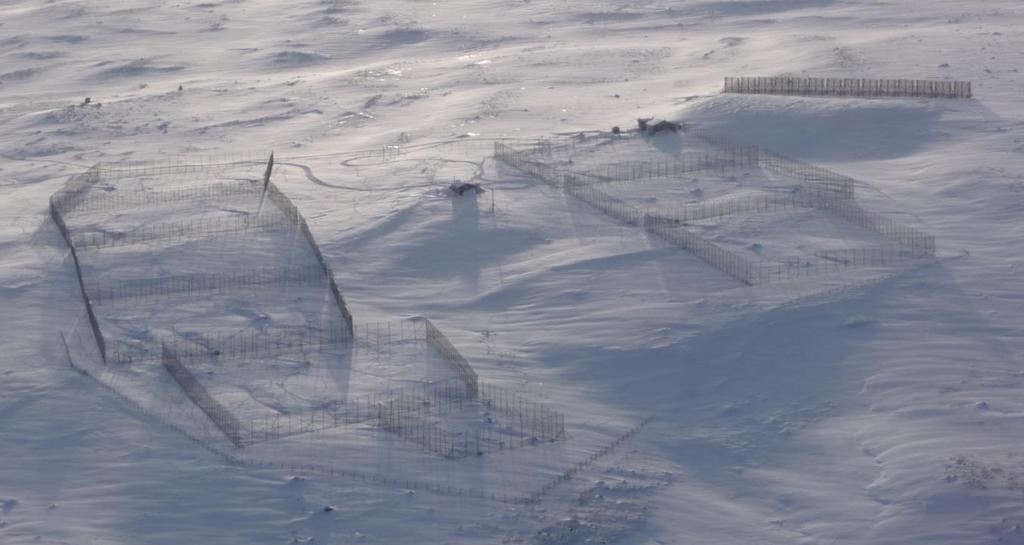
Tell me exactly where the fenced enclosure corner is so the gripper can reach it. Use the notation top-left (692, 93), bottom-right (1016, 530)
top-left (93, 152), bottom-right (266, 181)
top-left (161, 343), bottom-right (244, 447)
top-left (723, 76), bottom-right (972, 99)
top-left (90, 264), bottom-right (330, 305)
top-left (376, 380), bottom-right (567, 459)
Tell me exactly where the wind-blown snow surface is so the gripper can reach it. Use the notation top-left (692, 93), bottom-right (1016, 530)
top-left (2, 1), bottom-right (1024, 544)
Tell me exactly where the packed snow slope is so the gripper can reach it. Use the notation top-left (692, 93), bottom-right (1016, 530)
top-left (3, 0), bottom-right (1024, 544)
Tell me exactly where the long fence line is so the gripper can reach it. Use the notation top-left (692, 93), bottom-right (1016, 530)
top-left (161, 343), bottom-right (244, 447)
top-left (643, 190), bottom-right (819, 224)
top-left (571, 148), bottom-right (759, 184)
top-left (94, 153), bottom-right (264, 181)
top-left (108, 318), bottom-right (428, 366)
top-left (496, 137), bottom-right (856, 199)
top-left (423, 318), bottom-right (479, 398)
top-left (108, 320), bottom-right (352, 365)
top-left (565, 177), bottom-right (856, 226)
top-left (723, 76), bottom-right (972, 99)
top-left (68, 179), bottom-right (261, 215)
top-left (90, 264), bottom-right (328, 305)
top-left (70, 207), bottom-right (299, 250)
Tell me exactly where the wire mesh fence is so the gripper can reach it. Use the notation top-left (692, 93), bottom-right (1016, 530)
top-left (757, 150), bottom-right (856, 198)
top-left (562, 176), bottom-right (645, 225)
top-left (814, 246), bottom-right (923, 266)
top-left (814, 196), bottom-right (935, 255)
top-left (63, 319), bottom-right (641, 506)
top-left (378, 380), bottom-right (566, 459)
top-left (350, 319), bottom-right (428, 353)
top-left (68, 179), bottom-right (262, 215)
top-left (51, 154), bottom-right (594, 504)
top-left (745, 245), bottom-right (927, 284)
top-left (497, 134), bottom-right (856, 198)
top-left (423, 318), bottom-right (479, 398)
top-left (90, 264), bottom-right (329, 305)
top-left (642, 219), bottom-right (758, 284)
top-left (70, 207), bottom-right (300, 250)
top-left (161, 342), bottom-right (245, 447)
top-left (106, 318), bottom-right (437, 367)
top-left (570, 148), bottom-right (760, 183)
top-left (262, 179), bottom-right (355, 338)
top-left (496, 136), bottom-right (934, 284)
top-left (478, 382), bottom-right (567, 444)
top-left (643, 190), bottom-right (821, 224)
top-left (241, 380), bottom-right (464, 447)
top-left (235, 359), bottom-right (561, 459)
top-left (376, 385), bottom-right (477, 460)
top-left (62, 325), bottom-right (241, 456)
top-left (52, 155), bottom-right (357, 364)
top-left (522, 416), bottom-right (653, 504)
top-left (108, 320), bottom-right (353, 365)
top-left (50, 192), bottom-right (108, 362)
top-left (494, 141), bottom-right (567, 187)
top-left (50, 165), bottom-right (102, 216)
top-left (94, 153), bottom-right (264, 181)
top-left (723, 76), bottom-right (972, 98)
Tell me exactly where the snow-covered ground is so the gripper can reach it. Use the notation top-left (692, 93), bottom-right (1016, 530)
top-left (3, 0), bottom-right (1024, 544)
